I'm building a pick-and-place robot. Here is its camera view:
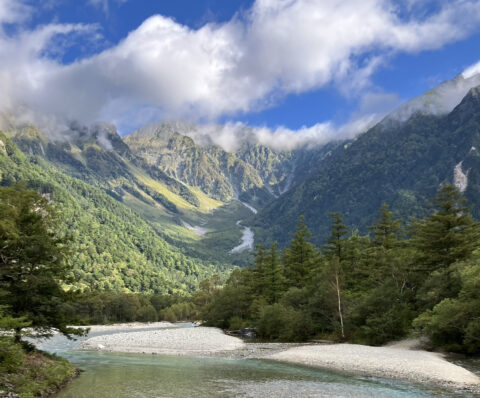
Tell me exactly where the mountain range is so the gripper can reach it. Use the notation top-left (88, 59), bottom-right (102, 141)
top-left (1, 72), bottom-right (480, 292)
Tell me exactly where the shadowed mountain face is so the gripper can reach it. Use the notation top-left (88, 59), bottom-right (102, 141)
top-left (254, 85), bottom-right (480, 247)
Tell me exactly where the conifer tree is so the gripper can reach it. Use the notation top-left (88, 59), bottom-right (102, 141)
top-left (369, 203), bottom-right (402, 249)
top-left (323, 213), bottom-right (348, 261)
top-left (264, 243), bottom-right (285, 303)
top-left (283, 216), bottom-right (318, 288)
top-left (253, 243), bottom-right (285, 303)
top-left (253, 244), bottom-right (269, 297)
top-left (0, 185), bottom-right (85, 342)
top-left (366, 204), bottom-right (408, 287)
top-left (413, 184), bottom-right (480, 309)
top-left (413, 184), bottom-right (480, 272)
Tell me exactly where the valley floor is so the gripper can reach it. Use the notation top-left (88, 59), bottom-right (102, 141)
top-left (80, 324), bottom-right (480, 394)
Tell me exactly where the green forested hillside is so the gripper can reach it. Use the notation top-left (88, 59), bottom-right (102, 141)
top-left (0, 131), bottom-right (221, 293)
top-left (254, 86), bottom-right (480, 246)
top-left (5, 122), bottom-right (259, 267)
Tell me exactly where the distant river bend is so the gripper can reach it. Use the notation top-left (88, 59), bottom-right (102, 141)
top-left (230, 220), bottom-right (254, 253)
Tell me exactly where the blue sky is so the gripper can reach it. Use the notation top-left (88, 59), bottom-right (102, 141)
top-left (2, 0), bottom-right (480, 149)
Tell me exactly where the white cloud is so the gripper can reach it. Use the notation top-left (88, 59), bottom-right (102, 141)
top-left (386, 71), bottom-right (480, 122)
top-left (463, 60), bottom-right (480, 79)
top-left (2, 0), bottom-right (480, 148)
top-left (0, 0), bottom-right (31, 26)
top-left (140, 111), bottom-right (383, 152)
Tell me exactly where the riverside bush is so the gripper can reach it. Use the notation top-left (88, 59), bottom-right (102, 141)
top-left (0, 337), bottom-right (24, 373)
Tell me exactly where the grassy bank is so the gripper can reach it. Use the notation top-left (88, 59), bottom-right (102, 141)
top-left (0, 337), bottom-right (77, 398)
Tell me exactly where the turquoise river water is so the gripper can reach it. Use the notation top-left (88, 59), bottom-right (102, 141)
top-left (34, 324), bottom-right (478, 398)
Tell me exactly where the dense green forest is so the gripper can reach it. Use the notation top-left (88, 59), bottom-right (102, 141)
top-left (0, 131), bottom-right (220, 294)
top-left (2, 168), bottom-right (477, 356)
top-left (192, 185), bottom-right (480, 354)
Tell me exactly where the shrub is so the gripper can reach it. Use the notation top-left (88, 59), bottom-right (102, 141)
top-left (0, 337), bottom-right (24, 373)
top-left (228, 316), bottom-right (246, 330)
top-left (136, 304), bottom-right (158, 322)
top-left (256, 304), bottom-right (313, 341)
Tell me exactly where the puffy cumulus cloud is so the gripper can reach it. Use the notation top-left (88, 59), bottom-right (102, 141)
top-left (0, 18), bottom-right (101, 137)
top-left (2, 0), bottom-right (480, 148)
top-left (241, 0), bottom-right (480, 96)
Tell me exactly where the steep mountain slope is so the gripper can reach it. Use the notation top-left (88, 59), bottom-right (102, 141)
top-left (10, 123), bottom-right (199, 209)
top-left (124, 122), bottom-right (337, 207)
top-left (0, 131), bottom-right (220, 293)
top-left (254, 85), bottom-right (480, 246)
top-left (125, 122), bottom-right (286, 206)
top-left (4, 122), bottom-right (259, 267)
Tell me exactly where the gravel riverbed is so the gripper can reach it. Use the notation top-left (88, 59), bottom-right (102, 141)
top-left (82, 326), bottom-right (245, 355)
top-left (80, 325), bottom-right (480, 394)
top-left (268, 344), bottom-right (480, 394)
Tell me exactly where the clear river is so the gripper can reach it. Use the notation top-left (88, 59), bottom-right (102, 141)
top-left (34, 324), bottom-right (478, 398)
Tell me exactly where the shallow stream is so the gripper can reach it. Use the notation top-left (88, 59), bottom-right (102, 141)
top-left (35, 324), bottom-right (477, 398)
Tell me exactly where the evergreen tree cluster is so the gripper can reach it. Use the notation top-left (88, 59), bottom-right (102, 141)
top-left (70, 289), bottom-right (205, 325)
top-left (198, 185), bottom-right (480, 353)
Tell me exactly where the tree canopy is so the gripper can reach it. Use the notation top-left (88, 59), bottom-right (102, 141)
top-left (0, 185), bottom-right (85, 341)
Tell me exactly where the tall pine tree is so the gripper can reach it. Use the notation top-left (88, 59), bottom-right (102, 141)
top-left (413, 184), bottom-right (480, 310)
top-left (0, 185), bottom-right (85, 342)
top-left (413, 184), bottom-right (480, 272)
top-left (253, 243), bottom-right (286, 304)
top-left (283, 217), bottom-right (318, 288)
top-left (369, 204), bottom-right (402, 250)
top-left (323, 213), bottom-right (348, 262)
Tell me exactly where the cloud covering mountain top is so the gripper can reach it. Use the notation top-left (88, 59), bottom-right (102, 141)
top-left (1, 0), bottom-right (480, 150)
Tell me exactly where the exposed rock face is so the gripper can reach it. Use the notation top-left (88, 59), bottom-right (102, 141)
top-left (124, 121), bottom-right (336, 207)
top-left (454, 161), bottom-right (469, 193)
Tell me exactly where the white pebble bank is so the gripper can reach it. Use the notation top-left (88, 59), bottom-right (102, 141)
top-left (267, 344), bottom-right (480, 390)
top-left (82, 326), bottom-right (245, 355)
